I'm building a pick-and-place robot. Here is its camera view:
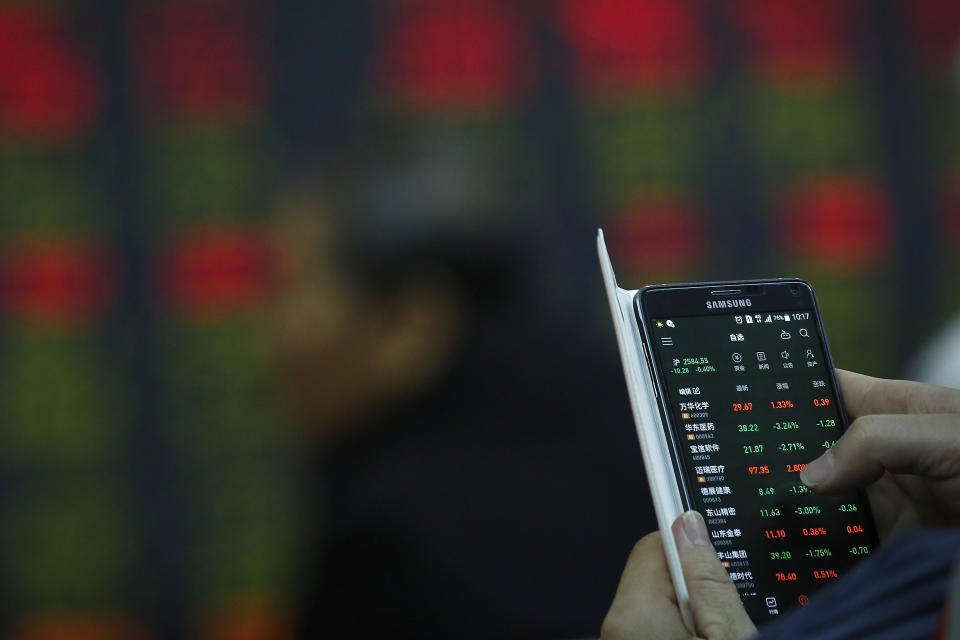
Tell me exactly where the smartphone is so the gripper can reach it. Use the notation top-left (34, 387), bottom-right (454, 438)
top-left (598, 231), bottom-right (877, 626)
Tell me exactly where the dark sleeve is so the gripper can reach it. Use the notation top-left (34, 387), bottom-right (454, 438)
top-left (755, 529), bottom-right (960, 640)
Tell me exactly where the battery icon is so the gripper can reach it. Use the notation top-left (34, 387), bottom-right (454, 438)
top-left (784, 315), bottom-right (791, 322)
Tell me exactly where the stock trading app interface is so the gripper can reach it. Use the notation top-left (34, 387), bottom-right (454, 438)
top-left (649, 311), bottom-right (874, 622)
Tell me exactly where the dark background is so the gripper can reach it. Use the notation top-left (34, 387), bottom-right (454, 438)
top-left (0, 0), bottom-right (957, 638)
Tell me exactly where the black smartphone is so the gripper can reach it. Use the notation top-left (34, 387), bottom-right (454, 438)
top-left (636, 279), bottom-right (878, 623)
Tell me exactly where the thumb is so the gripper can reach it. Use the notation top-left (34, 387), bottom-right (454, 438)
top-left (672, 511), bottom-right (756, 640)
top-left (800, 413), bottom-right (960, 494)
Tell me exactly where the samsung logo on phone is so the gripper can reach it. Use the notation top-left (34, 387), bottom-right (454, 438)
top-left (706, 299), bottom-right (753, 309)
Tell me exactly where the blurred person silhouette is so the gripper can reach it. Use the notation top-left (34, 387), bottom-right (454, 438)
top-left (910, 313), bottom-right (960, 390)
top-left (907, 42), bottom-right (960, 392)
top-left (272, 126), bottom-right (657, 638)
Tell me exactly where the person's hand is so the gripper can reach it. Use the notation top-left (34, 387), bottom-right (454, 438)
top-left (801, 369), bottom-right (960, 538)
top-left (601, 511), bottom-right (757, 640)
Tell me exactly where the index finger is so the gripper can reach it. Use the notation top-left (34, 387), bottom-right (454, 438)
top-left (836, 369), bottom-right (960, 419)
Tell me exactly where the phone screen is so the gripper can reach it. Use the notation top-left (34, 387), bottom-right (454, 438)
top-left (646, 309), bottom-right (874, 621)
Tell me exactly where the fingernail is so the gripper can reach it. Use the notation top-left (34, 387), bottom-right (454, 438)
top-left (676, 510), bottom-right (711, 547)
top-left (800, 449), bottom-right (834, 488)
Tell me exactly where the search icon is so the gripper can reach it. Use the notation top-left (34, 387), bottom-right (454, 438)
top-left (799, 328), bottom-right (810, 338)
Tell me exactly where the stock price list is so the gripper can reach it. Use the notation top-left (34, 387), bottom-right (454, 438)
top-left (651, 312), bottom-right (875, 622)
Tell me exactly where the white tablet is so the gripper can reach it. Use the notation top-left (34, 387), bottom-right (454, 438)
top-left (597, 229), bottom-right (694, 631)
